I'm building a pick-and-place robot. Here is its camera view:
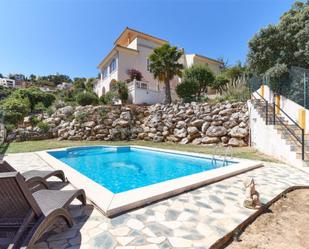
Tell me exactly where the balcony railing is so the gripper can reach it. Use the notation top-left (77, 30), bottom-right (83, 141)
top-left (127, 79), bottom-right (162, 92)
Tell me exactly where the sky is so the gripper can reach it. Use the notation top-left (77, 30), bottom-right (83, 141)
top-left (0, 0), bottom-right (296, 79)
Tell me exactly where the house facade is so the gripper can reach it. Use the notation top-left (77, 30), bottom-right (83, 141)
top-left (94, 27), bottom-right (223, 104)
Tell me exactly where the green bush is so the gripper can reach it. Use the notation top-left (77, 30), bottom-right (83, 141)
top-left (29, 116), bottom-right (40, 126)
top-left (75, 91), bottom-right (99, 106)
top-left (100, 91), bottom-right (117, 105)
top-left (37, 121), bottom-right (50, 133)
top-left (34, 102), bottom-right (46, 113)
top-left (212, 75), bottom-right (229, 94)
top-left (182, 64), bottom-right (215, 97)
top-left (11, 87), bottom-right (56, 111)
top-left (1, 97), bottom-right (31, 125)
top-left (176, 79), bottom-right (199, 102)
top-left (75, 111), bottom-right (88, 122)
top-left (111, 81), bottom-right (129, 104)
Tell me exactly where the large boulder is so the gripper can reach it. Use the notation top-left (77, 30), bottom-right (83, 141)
top-left (205, 126), bottom-right (227, 137)
top-left (202, 136), bottom-right (220, 144)
top-left (228, 137), bottom-right (246, 147)
top-left (174, 128), bottom-right (187, 138)
top-left (190, 119), bottom-right (204, 129)
top-left (229, 126), bottom-right (248, 138)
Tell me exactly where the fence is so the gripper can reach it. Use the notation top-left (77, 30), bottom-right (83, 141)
top-left (247, 66), bottom-right (309, 109)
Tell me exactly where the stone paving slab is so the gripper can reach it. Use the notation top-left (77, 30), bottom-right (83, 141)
top-left (4, 152), bottom-right (309, 249)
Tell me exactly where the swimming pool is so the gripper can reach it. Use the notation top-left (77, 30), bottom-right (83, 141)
top-left (49, 146), bottom-right (234, 193)
top-left (39, 146), bottom-right (262, 216)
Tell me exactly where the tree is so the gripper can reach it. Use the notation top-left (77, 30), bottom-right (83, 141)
top-left (127, 69), bottom-right (143, 81)
top-left (29, 74), bottom-right (36, 82)
top-left (75, 91), bottom-right (99, 106)
top-left (247, 1), bottom-right (309, 75)
top-left (182, 64), bottom-right (215, 97)
top-left (1, 97), bottom-right (31, 125)
top-left (149, 44), bottom-right (183, 104)
top-left (212, 74), bottom-right (229, 94)
top-left (0, 73), bottom-right (3, 78)
top-left (176, 79), bottom-right (199, 102)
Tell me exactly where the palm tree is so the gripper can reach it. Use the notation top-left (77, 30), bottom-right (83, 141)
top-left (149, 44), bottom-right (183, 104)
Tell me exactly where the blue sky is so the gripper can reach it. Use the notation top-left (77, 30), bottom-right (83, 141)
top-left (0, 0), bottom-right (295, 78)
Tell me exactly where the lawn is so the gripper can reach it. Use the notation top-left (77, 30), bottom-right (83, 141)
top-left (2, 139), bottom-right (277, 162)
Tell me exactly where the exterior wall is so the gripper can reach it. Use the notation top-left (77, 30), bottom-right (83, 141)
top-left (192, 57), bottom-right (221, 75)
top-left (248, 100), bottom-right (300, 166)
top-left (95, 54), bottom-right (119, 97)
top-left (0, 78), bottom-right (15, 88)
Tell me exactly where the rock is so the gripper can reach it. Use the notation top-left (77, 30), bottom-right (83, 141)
top-left (176, 121), bottom-right (187, 129)
top-left (229, 126), bottom-right (248, 138)
top-left (187, 126), bottom-right (199, 135)
top-left (82, 121), bottom-right (96, 128)
top-left (202, 136), bottom-right (220, 144)
top-left (201, 122), bottom-right (210, 133)
top-left (206, 126), bottom-right (227, 137)
top-left (221, 136), bottom-right (229, 143)
top-left (219, 108), bottom-right (234, 116)
top-left (192, 138), bottom-right (202, 145)
top-left (59, 106), bottom-right (74, 116)
top-left (190, 119), bottom-right (204, 128)
top-left (153, 135), bottom-right (164, 142)
top-left (174, 128), bottom-right (187, 138)
top-left (180, 138), bottom-right (189, 144)
top-left (228, 138), bottom-right (246, 147)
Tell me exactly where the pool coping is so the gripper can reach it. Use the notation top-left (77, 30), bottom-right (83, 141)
top-left (36, 145), bottom-right (263, 217)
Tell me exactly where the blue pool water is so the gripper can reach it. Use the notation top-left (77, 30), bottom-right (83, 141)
top-left (49, 146), bottom-right (234, 193)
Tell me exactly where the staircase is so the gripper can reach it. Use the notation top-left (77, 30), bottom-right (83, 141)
top-left (250, 98), bottom-right (309, 167)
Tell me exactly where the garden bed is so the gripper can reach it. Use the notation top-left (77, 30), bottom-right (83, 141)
top-left (226, 189), bottom-right (309, 249)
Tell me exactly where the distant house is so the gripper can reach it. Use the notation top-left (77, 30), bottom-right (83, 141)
top-left (57, 82), bottom-right (73, 90)
top-left (0, 78), bottom-right (15, 88)
top-left (94, 27), bottom-right (223, 104)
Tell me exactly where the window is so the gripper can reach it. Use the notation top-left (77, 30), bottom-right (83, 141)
top-left (102, 67), bottom-right (108, 79)
top-left (110, 58), bottom-right (117, 73)
top-left (147, 58), bottom-right (150, 71)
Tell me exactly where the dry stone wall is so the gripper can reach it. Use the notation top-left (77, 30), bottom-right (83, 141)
top-left (11, 101), bottom-right (249, 147)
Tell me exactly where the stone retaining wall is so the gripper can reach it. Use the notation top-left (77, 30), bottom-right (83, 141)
top-left (11, 101), bottom-right (249, 147)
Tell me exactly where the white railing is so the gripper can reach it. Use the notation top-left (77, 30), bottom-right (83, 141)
top-left (127, 79), bottom-right (165, 104)
top-left (128, 79), bottom-right (162, 92)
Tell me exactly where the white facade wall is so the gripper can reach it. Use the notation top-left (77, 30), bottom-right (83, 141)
top-left (95, 36), bottom-right (222, 103)
top-left (95, 54), bottom-right (119, 97)
top-left (0, 78), bottom-right (15, 88)
top-left (248, 101), bottom-right (302, 166)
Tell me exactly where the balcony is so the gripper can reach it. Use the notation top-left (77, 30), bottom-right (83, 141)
top-left (127, 79), bottom-right (165, 105)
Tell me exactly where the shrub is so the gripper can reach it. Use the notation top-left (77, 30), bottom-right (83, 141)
top-left (112, 81), bottom-right (128, 104)
top-left (37, 121), bottom-right (50, 133)
top-left (265, 63), bottom-right (289, 94)
top-left (75, 91), bottom-right (99, 106)
top-left (216, 83), bottom-right (250, 102)
top-left (29, 116), bottom-right (40, 126)
top-left (176, 79), bottom-right (199, 102)
top-left (75, 111), bottom-right (88, 122)
top-left (212, 75), bottom-right (229, 94)
top-left (1, 97), bottom-right (31, 125)
top-left (100, 92), bottom-right (117, 105)
top-left (11, 87), bottom-right (56, 111)
top-left (182, 64), bottom-right (215, 97)
top-left (34, 102), bottom-right (46, 113)
top-left (98, 107), bottom-right (108, 120)
top-left (127, 69), bottom-right (143, 81)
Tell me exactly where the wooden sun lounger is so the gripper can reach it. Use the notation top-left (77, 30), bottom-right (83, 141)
top-left (0, 161), bottom-right (65, 189)
top-left (0, 172), bottom-right (86, 249)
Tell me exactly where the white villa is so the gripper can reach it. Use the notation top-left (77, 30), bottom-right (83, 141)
top-left (94, 27), bottom-right (223, 104)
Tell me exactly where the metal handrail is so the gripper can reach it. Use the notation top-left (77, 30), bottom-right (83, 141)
top-left (252, 91), bottom-right (305, 160)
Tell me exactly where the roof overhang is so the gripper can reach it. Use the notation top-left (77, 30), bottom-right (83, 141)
top-left (114, 27), bottom-right (167, 47)
top-left (193, 54), bottom-right (223, 65)
top-left (97, 45), bottom-right (139, 69)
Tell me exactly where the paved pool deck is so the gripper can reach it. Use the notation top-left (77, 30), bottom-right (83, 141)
top-left (4, 152), bottom-right (309, 249)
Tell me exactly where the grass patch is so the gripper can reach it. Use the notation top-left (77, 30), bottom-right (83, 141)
top-left (4, 139), bottom-right (277, 162)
